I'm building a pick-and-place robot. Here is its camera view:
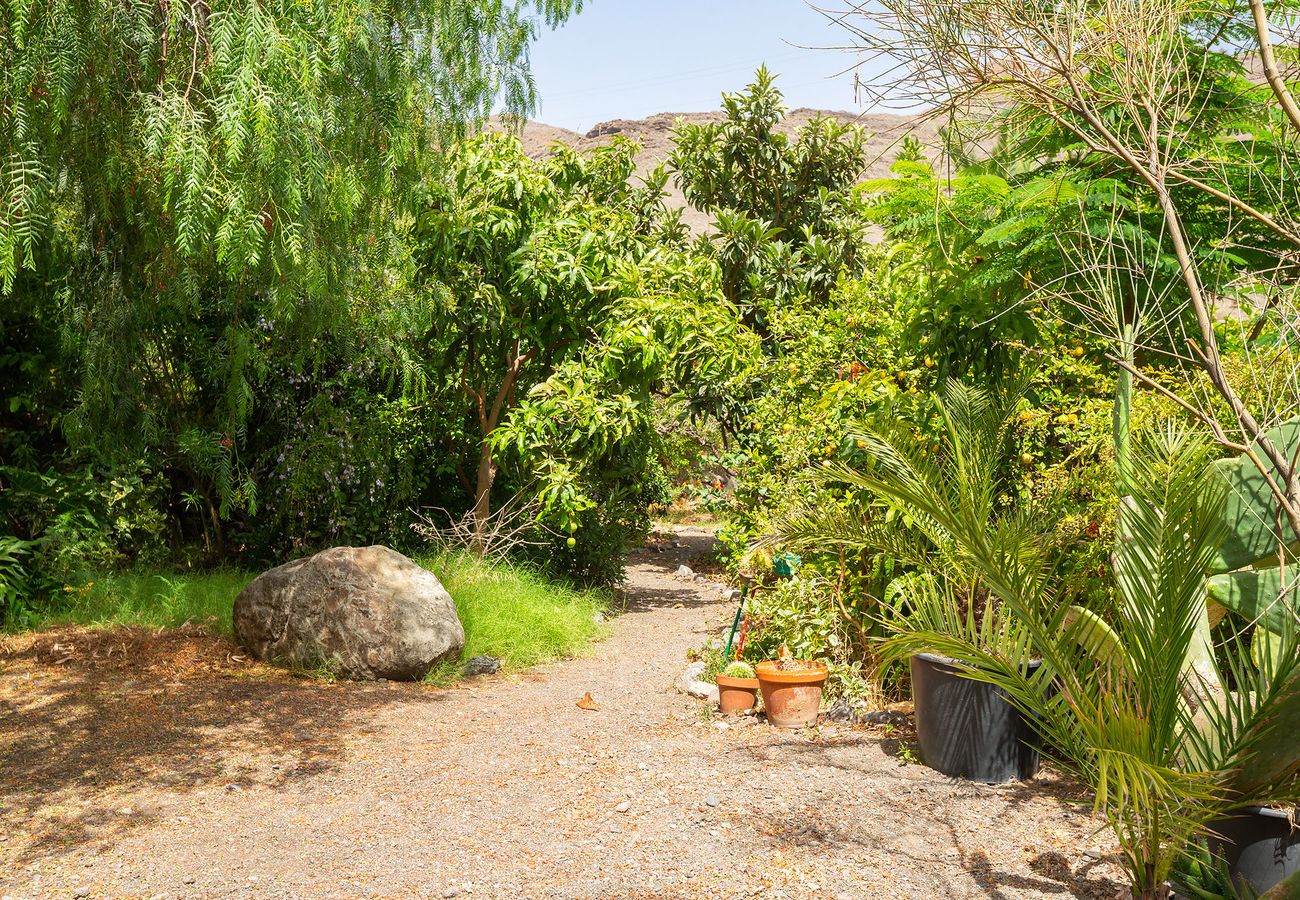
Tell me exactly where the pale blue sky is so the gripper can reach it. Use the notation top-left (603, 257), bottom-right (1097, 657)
top-left (525, 1), bottom-right (870, 131)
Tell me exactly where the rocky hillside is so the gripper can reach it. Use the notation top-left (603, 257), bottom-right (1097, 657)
top-left (493, 109), bottom-right (940, 231)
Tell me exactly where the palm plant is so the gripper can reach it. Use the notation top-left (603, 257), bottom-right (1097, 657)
top-left (771, 377), bottom-right (1046, 659)
top-left (773, 383), bottom-right (1300, 899)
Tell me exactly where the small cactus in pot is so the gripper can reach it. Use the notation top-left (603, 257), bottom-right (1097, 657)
top-left (716, 660), bottom-right (760, 715)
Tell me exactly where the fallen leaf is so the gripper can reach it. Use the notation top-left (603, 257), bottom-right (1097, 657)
top-left (576, 692), bottom-right (599, 711)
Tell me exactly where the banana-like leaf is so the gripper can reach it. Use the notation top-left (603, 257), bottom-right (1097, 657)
top-left (1206, 418), bottom-right (1300, 575)
top-left (1207, 569), bottom-right (1300, 635)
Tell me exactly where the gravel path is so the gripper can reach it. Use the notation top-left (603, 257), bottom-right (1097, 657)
top-left (1, 528), bottom-right (1124, 899)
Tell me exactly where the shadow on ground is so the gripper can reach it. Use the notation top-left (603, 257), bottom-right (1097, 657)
top-left (0, 625), bottom-right (444, 863)
top-left (739, 732), bottom-right (1118, 899)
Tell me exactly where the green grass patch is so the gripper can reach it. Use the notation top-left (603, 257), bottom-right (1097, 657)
top-left (417, 551), bottom-right (609, 682)
top-left (25, 552), bottom-right (609, 680)
top-left (31, 570), bottom-right (253, 637)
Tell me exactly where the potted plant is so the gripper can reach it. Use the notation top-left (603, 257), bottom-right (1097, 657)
top-left (1207, 807), bottom-right (1300, 895)
top-left (715, 660), bottom-right (760, 715)
top-left (755, 647), bottom-right (828, 728)
top-left (771, 379), bottom-right (1047, 781)
top-left (875, 428), bottom-right (1300, 900)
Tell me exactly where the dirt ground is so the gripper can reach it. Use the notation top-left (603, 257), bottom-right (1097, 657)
top-left (0, 528), bottom-right (1125, 899)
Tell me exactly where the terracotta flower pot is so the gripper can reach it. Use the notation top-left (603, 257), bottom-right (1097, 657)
top-left (716, 674), bottom-right (760, 715)
top-left (755, 660), bottom-right (828, 728)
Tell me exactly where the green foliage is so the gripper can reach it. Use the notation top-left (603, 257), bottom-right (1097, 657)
top-left (859, 423), bottom-right (1300, 897)
top-left (1197, 416), bottom-right (1300, 687)
top-left (0, 0), bottom-right (581, 548)
top-left (0, 536), bottom-right (35, 628)
top-left (669, 68), bottom-right (872, 332)
top-left (0, 463), bottom-right (170, 589)
top-left (414, 134), bottom-right (669, 534)
top-left (743, 576), bottom-right (878, 702)
top-left (28, 570), bottom-right (253, 637)
top-left (722, 660), bottom-right (755, 679)
top-left (414, 132), bottom-right (758, 581)
top-left (417, 551), bottom-right (608, 679)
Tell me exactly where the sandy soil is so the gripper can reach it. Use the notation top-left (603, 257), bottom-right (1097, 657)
top-left (0, 528), bottom-right (1124, 899)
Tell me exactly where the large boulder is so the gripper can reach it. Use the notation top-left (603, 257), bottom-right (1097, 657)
top-left (234, 545), bottom-right (464, 680)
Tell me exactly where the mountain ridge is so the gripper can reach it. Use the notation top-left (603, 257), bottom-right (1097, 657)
top-left (491, 108), bottom-right (939, 230)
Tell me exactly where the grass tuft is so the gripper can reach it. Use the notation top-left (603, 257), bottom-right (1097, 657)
top-left (32, 570), bottom-right (253, 637)
top-left (417, 551), bottom-right (609, 682)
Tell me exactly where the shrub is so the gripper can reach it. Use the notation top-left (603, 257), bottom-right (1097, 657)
top-left (744, 575), bottom-right (880, 703)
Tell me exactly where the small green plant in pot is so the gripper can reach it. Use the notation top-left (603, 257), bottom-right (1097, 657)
top-left (716, 660), bottom-right (760, 715)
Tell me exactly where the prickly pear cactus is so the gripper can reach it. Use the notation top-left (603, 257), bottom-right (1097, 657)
top-left (1205, 417), bottom-right (1300, 643)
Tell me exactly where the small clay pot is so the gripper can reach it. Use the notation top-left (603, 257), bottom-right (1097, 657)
top-left (755, 660), bottom-right (828, 728)
top-left (716, 674), bottom-right (760, 715)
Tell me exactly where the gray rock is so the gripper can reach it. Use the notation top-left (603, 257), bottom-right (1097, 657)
top-left (234, 545), bottom-right (464, 681)
top-left (678, 660), bottom-right (706, 689)
top-left (463, 655), bottom-right (501, 677)
top-left (675, 564), bottom-right (694, 578)
top-left (822, 700), bottom-right (911, 728)
top-left (677, 661), bottom-right (719, 704)
top-left (614, 801), bottom-right (631, 813)
top-left (705, 795), bottom-right (720, 808)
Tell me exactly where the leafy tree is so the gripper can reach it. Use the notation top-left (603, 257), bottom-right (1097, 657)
top-left (414, 133), bottom-right (703, 541)
top-left (0, 0), bottom-right (582, 550)
top-left (837, 0), bottom-right (1300, 537)
top-left (493, 251), bottom-right (759, 580)
top-left (669, 68), bottom-right (871, 332)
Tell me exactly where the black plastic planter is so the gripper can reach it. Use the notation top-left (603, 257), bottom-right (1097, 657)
top-left (909, 652), bottom-right (1042, 783)
top-left (1208, 806), bottom-right (1300, 895)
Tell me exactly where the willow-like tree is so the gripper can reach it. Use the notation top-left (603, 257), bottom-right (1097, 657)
top-left (0, 0), bottom-right (580, 547)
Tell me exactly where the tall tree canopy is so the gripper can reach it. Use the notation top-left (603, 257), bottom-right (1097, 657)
top-left (669, 68), bottom-right (871, 332)
top-left (0, 0), bottom-right (582, 536)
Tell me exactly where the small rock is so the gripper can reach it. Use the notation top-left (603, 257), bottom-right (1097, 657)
top-left (705, 795), bottom-right (720, 808)
top-left (442, 888), bottom-right (462, 899)
top-left (862, 708), bottom-right (912, 728)
top-left (1084, 847), bottom-right (1104, 860)
top-left (713, 721), bottom-right (729, 730)
top-left (182, 877), bottom-right (196, 885)
top-left (614, 801), bottom-right (631, 813)
top-left (675, 564), bottom-right (694, 578)
top-left (73, 890), bottom-right (90, 899)
top-left (462, 655), bottom-right (501, 677)
top-left (117, 807), bottom-right (133, 816)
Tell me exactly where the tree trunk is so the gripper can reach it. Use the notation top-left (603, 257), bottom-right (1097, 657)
top-left (471, 440), bottom-right (496, 555)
